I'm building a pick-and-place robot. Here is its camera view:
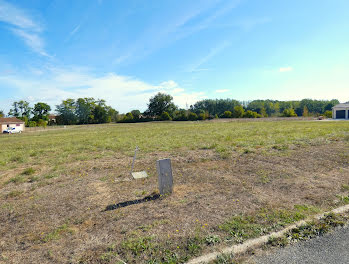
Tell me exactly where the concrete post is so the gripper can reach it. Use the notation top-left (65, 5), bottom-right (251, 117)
top-left (157, 159), bottom-right (173, 195)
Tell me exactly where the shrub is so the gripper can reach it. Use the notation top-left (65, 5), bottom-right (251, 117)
top-left (233, 105), bottom-right (245, 118)
top-left (244, 110), bottom-right (261, 118)
top-left (119, 112), bottom-right (134, 123)
top-left (28, 121), bottom-right (37, 127)
top-left (222, 111), bottom-right (232, 118)
top-left (188, 112), bottom-right (198, 121)
top-left (197, 112), bottom-right (209, 120)
top-left (323, 110), bottom-right (332, 118)
top-left (159, 111), bottom-right (172, 121)
top-left (282, 108), bottom-right (297, 117)
top-left (173, 110), bottom-right (188, 121)
top-left (37, 119), bottom-right (47, 128)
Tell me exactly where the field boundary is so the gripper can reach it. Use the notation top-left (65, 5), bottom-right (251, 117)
top-left (187, 204), bottom-right (349, 264)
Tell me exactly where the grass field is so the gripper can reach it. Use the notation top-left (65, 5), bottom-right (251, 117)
top-left (1, 119), bottom-right (349, 263)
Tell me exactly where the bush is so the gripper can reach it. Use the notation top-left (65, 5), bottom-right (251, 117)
top-left (233, 105), bottom-right (245, 118)
top-left (197, 112), bottom-right (209, 120)
top-left (244, 110), bottom-right (261, 118)
top-left (119, 112), bottom-right (134, 123)
top-left (28, 121), bottom-right (37, 127)
top-left (323, 110), bottom-right (332, 118)
top-left (173, 110), bottom-right (188, 121)
top-left (37, 119), bottom-right (47, 128)
top-left (188, 112), bottom-right (198, 121)
top-left (159, 111), bottom-right (172, 121)
top-left (222, 111), bottom-right (232, 118)
top-left (282, 108), bottom-right (297, 117)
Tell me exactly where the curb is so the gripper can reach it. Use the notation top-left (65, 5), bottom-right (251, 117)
top-left (187, 204), bottom-right (349, 264)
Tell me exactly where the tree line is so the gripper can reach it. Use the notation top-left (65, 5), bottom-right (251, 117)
top-left (2, 93), bottom-right (340, 126)
top-left (3, 98), bottom-right (118, 127)
top-left (119, 93), bottom-right (339, 122)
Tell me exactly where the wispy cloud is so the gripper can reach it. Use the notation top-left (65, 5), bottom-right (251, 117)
top-left (279, 67), bottom-right (293, 72)
top-left (0, 0), bottom-right (47, 56)
top-left (114, 1), bottom-right (240, 65)
top-left (69, 24), bottom-right (81, 37)
top-left (11, 28), bottom-right (48, 56)
top-left (187, 40), bottom-right (231, 72)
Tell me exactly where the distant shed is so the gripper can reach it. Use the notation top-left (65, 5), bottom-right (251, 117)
top-left (0, 117), bottom-right (25, 133)
top-left (332, 103), bottom-right (349, 119)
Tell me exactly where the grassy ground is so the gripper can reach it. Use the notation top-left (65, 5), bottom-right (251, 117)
top-left (0, 119), bottom-right (349, 263)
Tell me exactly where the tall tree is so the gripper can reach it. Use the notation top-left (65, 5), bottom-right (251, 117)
top-left (0, 110), bottom-right (4, 117)
top-left (75, 98), bottom-right (95, 124)
top-left (145, 93), bottom-right (177, 117)
top-left (18, 100), bottom-right (32, 117)
top-left (8, 101), bottom-right (20, 117)
top-left (32, 102), bottom-right (51, 121)
top-left (56, 99), bottom-right (77, 125)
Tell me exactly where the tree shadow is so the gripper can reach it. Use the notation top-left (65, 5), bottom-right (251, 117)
top-left (103, 194), bottom-right (161, 211)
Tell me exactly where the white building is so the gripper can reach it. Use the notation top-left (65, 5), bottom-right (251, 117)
top-left (332, 103), bottom-right (349, 119)
top-left (0, 117), bottom-right (25, 133)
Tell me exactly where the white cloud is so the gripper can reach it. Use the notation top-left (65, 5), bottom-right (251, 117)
top-left (0, 0), bottom-right (41, 31)
top-left (0, 67), bottom-right (204, 113)
top-left (279, 67), bottom-right (293, 72)
top-left (11, 28), bottom-right (48, 56)
top-left (215, 89), bottom-right (229, 93)
top-left (0, 0), bottom-right (47, 56)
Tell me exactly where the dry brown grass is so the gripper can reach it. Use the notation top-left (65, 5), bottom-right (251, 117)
top-left (0, 120), bottom-right (348, 263)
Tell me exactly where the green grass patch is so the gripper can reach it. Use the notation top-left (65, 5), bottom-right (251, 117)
top-left (220, 205), bottom-right (320, 243)
top-left (42, 224), bottom-right (74, 242)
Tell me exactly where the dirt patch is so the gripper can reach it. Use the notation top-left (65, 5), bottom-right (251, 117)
top-left (0, 141), bottom-right (348, 263)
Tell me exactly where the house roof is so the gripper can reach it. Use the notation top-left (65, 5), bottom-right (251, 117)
top-left (333, 103), bottom-right (349, 108)
top-left (0, 117), bottom-right (25, 124)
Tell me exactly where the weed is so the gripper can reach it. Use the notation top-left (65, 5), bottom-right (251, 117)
top-left (205, 234), bottom-right (221, 245)
top-left (6, 175), bottom-right (25, 184)
top-left (121, 236), bottom-right (154, 256)
top-left (21, 167), bottom-right (35, 176)
top-left (267, 236), bottom-right (289, 247)
top-left (42, 224), bottom-right (74, 242)
top-left (6, 190), bottom-right (23, 198)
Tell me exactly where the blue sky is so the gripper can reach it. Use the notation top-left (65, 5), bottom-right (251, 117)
top-left (0, 0), bottom-right (348, 113)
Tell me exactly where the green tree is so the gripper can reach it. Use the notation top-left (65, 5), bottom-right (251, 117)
top-left (18, 100), bottom-right (32, 117)
top-left (188, 112), bottom-right (198, 121)
top-left (222, 111), bottom-right (232, 118)
top-left (56, 99), bottom-right (77, 125)
top-left (282, 108), bottom-right (297, 117)
top-left (131, 110), bottom-right (141, 120)
top-left (37, 119), bottom-right (47, 128)
top-left (159, 111), bottom-right (172, 121)
top-left (233, 105), bottom-right (245, 118)
top-left (8, 101), bottom-right (20, 117)
top-left (323, 110), bottom-right (332, 118)
top-left (93, 105), bottom-right (109, 123)
top-left (173, 109), bottom-right (188, 121)
top-left (32, 102), bottom-right (51, 121)
top-left (260, 107), bottom-right (267, 117)
top-left (302, 106), bottom-right (309, 117)
top-left (244, 110), bottom-right (261, 118)
top-left (145, 93), bottom-right (177, 117)
top-left (0, 110), bottom-right (4, 117)
top-left (75, 98), bottom-right (95, 124)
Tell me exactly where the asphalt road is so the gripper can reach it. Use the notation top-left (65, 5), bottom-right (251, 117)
top-left (254, 226), bottom-right (349, 264)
